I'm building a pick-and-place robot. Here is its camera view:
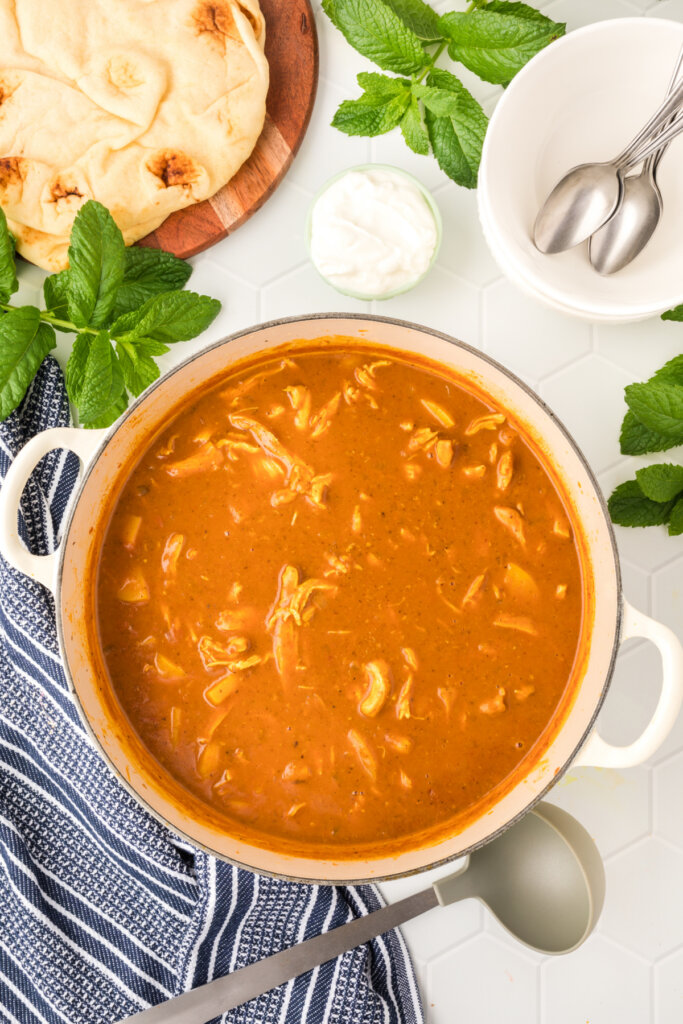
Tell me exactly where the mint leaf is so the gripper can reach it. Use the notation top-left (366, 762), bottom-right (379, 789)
top-left (0, 308), bottom-right (56, 419)
top-left (635, 463), bottom-right (683, 503)
top-left (67, 330), bottom-right (127, 428)
top-left (624, 382), bottom-right (683, 443)
top-left (669, 498), bottom-right (683, 536)
top-left (662, 305), bottom-right (683, 322)
top-left (110, 290), bottom-right (221, 343)
top-left (66, 201), bottom-right (126, 329)
top-left (401, 95), bottom-right (430, 154)
top-left (115, 339), bottom-right (161, 397)
top-left (423, 69), bottom-right (487, 188)
top-left (43, 270), bottom-right (72, 330)
top-left (0, 207), bottom-right (18, 304)
top-left (652, 355), bottom-right (683, 388)
top-left (323, 0), bottom-right (427, 75)
top-left (382, 0), bottom-right (442, 41)
top-left (608, 479), bottom-right (676, 528)
top-left (112, 247), bottom-right (193, 320)
top-left (440, 2), bottom-right (565, 86)
top-left (332, 77), bottom-right (411, 136)
top-left (620, 410), bottom-right (679, 455)
top-left (64, 333), bottom-right (90, 406)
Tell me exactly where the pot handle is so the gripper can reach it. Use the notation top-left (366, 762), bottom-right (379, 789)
top-left (574, 597), bottom-right (683, 769)
top-left (0, 426), bottom-right (107, 592)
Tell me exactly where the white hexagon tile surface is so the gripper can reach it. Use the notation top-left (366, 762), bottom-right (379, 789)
top-left (41, 2), bottom-right (683, 1021)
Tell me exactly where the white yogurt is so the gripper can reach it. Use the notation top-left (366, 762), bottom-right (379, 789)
top-left (309, 167), bottom-right (439, 298)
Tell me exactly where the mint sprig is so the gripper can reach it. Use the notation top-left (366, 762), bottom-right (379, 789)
top-left (609, 310), bottom-right (683, 537)
top-left (324, 0), bottom-right (565, 188)
top-left (0, 200), bottom-right (221, 428)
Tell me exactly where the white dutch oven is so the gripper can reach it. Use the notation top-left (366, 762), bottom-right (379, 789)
top-left (1, 314), bottom-right (682, 883)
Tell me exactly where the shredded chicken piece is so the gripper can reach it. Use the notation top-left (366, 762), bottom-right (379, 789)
top-left (217, 436), bottom-right (260, 461)
top-left (462, 464), bottom-right (486, 479)
top-left (401, 647), bottom-right (418, 670)
top-left (555, 584), bottom-right (568, 600)
top-left (324, 552), bottom-right (352, 577)
top-left (420, 399), bottom-right (454, 428)
top-left (287, 802), bottom-right (306, 818)
top-left (396, 676), bottom-right (414, 720)
top-left (198, 636), bottom-right (261, 672)
top-left (285, 385), bottom-right (312, 430)
top-left (156, 435), bottom-right (178, 458)
top-left (229, 414), bottom-right (332, 509)
top-left (359, 660), bottom-right (391, 717)
top-left (161, 532), bottom-right (184, 576)
top-left (384, 733), bottom-right (413, 754)
top-left (399, 420), bottom-right (414, 432)
top-left (493, 613), bottom-right (538, 636)
top-left (489, 443), bottom-right (498, 464)
top-left (462, 573), bottom-right (486, 608)
top-left (494, 506), bottom-right (526, 546)
top-left (480, 688), bottom-right (507, 715)
top-left (348, 729), bottom-right (377, 780)
top-left (435, 439), bottom-right (454, 468)
top-left (553, 518), bottom-right (571, 539)
top-left (165, 441), bottom-right (224, 478)
top-left (513, 684), bottom-right (536, 702)
top-left (213, 769), bottom-right (233, 794)
top-left (351, 506), bottom-right (362, 534)
top-left (498, 426), bottom-right (517, 446)
top-left (354, 361), bottom-right (391, 390)
top-left (221, 361), bottom-right (293, 406)
top-left (266, 565), bottom-right (338, 682)
top-left (254, 457), bottom-right (285, 482)
top-left (309, 392), bottom-right (341, 439)
top-left (282, 761), bottom-right (312, 782)
top-left (407, 426), bottom-right (438, 452)
top-left (496, 451), bottom-right (514, 492)
top-left (465, 413), bottom-right (505, 436)
top-left (399, 770), bottom-right (413, 790)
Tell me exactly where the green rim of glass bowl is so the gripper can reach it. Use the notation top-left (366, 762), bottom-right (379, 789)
top-left (305, 163), bottom-right (442, 302)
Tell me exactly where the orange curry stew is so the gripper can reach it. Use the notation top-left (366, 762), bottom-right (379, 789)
top-left (96, 342), bottom-right (586, 857)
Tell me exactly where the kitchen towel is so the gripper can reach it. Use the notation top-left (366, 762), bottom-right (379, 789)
top-left (0, 356), bottom-right (424, 1024)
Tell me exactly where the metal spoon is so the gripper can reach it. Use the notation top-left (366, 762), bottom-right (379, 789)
top-left (589, 49), bottom-right (683, 275)
top-left (533, 50), bottom-right (683, 254)
top-left (120, 803), bottom-right (605, 1024)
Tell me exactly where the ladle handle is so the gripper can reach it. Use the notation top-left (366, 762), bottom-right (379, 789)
top-left (119, 887), bottom-right (438, 1023)
top-left (574, 597), bottom-right (683, 769)
top-left (0, 426), bottom-right (106, 591)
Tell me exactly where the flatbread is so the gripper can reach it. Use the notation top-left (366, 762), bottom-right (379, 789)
top-left (0, 0), bottom-right (268, 270)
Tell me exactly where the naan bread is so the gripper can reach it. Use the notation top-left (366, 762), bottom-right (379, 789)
top-left (0, 0), bottom-right (268, 270)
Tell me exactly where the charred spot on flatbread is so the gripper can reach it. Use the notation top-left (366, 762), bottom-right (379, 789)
top-left (51, 181), bottom-right (84, 202)
top-left (147, 151), bottom-right (201, 190)
top-left (192, 1), bottom-right (238, 45)
top-left (0, 157), bottom-right (24, 195)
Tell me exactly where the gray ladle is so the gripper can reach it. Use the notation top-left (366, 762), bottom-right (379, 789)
top-left (121, 803), bottom-right (605, 1024)
top-left (533, 52), bottom-right (683, 254)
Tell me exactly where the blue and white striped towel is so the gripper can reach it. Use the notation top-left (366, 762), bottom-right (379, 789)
top-left (0, 356), bottom-right (424, 1024)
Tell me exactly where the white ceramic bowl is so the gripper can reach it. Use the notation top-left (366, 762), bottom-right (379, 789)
top-left (478, 18), bottom-right (683, 323)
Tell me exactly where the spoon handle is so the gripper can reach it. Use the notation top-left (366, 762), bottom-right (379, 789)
top-left (118, 887), bottom-right (439, 1024)
top-left (614, 46), bottom-right (683, 165)
top-left (626, 106), bottom-right (683, 167)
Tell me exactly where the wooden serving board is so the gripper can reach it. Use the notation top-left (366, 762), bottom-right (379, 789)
top-left (139, 0), bottom-right (318, 259)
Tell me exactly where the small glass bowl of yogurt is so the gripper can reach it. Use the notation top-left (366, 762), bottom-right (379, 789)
top-left (306, 164), bottom-right (442, 301)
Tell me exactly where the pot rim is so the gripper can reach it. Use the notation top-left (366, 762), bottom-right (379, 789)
top-left (55, 312), bottom-right (623, 884)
